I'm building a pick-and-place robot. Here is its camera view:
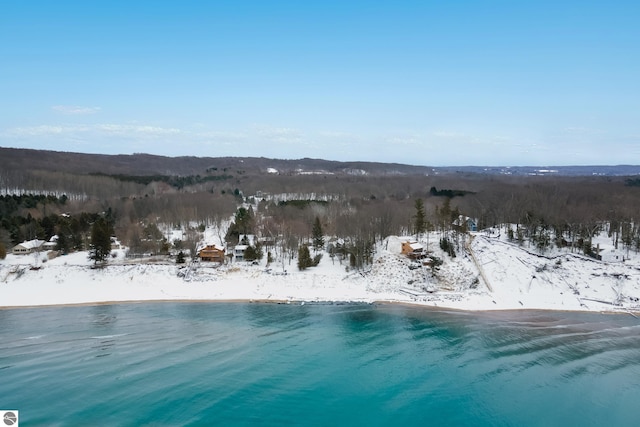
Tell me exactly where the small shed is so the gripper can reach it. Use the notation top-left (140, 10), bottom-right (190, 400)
top-left (600, 249), bottom-right (625, 263)
top-left (110, 237), bottom-right (123, 250)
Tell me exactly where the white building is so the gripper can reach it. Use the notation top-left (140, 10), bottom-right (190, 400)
top-left (42, 235), bottom-right (59, 251)
top-left (12, 239), bottom-right (45, 255)
top-left (233, 244), bottom-right (249, 261)
top-left (600, 248), bottom-right (625, 263)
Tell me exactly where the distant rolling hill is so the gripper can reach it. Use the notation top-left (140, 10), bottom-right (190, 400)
top-left (0, 147), bottom-right (434, 177)
top-left (1, 146), bottom-right (639, 178)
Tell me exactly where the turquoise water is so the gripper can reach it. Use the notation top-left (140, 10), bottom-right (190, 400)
top-left (1, 302), bottom-right (640, 426)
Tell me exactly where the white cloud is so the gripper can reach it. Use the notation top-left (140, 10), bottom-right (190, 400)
top-left (4, 124), bottom-right (91, 136)
top-left (386, 136), bottom-right (421, 146)
top-left (318, 131), bottom-right (362, 140)
top-left (51, 105), bottom-right (101, 115)
top-left (254, 126), bottom-right (304, 143)
top-left (95, 124), bottom-right (181, 137)
top-left (432, 130), bottom-right (465, 138)
top-left (3, 123), bottom-right (181, 139)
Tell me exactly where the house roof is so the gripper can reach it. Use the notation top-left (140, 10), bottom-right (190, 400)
top-left (196, 243), bottom-right (224, 252)
top-left (454, 215), bottom-right (476, 224)
top-left (238, 234), bottom-right (256, 245)
top-left (402, 241), bottom-right (424, 252)
top-left (14, 239), bottom-right (45, 250)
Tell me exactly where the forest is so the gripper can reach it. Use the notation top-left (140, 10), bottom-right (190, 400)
top-left (1, 149), bottom-right (640, 266)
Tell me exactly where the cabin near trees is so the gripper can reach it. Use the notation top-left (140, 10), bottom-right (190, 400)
top-left (452, 215), bottom-right (478, 232)
top-left (401, 240), bottom-right (425, 259)
top-left (12, 239), bottom-right (45, 255)
top-left (197, 244), bottom-right (225, 262)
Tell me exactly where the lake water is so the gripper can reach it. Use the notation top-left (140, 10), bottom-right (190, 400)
top-left (1, 302), bottom-right (639, 426)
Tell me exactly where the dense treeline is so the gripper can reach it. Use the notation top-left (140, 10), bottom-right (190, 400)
top-left (277, 200), bottom-right (329, 209)
top-left (0, 194), bottom-right (68, 216)
top-left (1, 210), bottom-right (107, 254)
top-left (89, 172), bottom-right (234, 189)
top-left (0, 194), bottom-right (69, 249)
top-left (429, 186), bottom-right (475, 198)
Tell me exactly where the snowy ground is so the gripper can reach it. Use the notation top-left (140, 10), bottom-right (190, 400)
top-left (2, 231), bottom-right (640, 315)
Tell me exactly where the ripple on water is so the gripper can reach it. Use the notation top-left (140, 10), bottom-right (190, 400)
top-left (1, 303), bottom-right (640, 426)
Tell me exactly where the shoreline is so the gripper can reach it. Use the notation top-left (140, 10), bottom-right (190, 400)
top-left (2, 297), bottom-right (638, 318)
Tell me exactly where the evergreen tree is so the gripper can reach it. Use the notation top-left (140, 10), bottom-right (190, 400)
top-left (40, 215), bottom-right (56, 239)
top-left (225, 207), bottom-right (254, 245)
top-left (436, 198), bottom-right (452, 236)
top-left (254, 241), bottom-right (264, 260)
top-left (297, 245), bottom-right (313, 270)
top-left (413, 199), bottom-right (427, 239)
top-left (89, 218), bottom-right (112, 265)
top-left (0, 242), bottom-right (6, 260)
top-left (236, 207), bottom-right (253, 234)
top-left (312, 216), bottom-right (324, 251)
top-left (176, 251), bottom-right (186, 264)
top-left (56, 231), bottom-right (70, 254)
top-left (244, 245), bottom-right (258, 261)
top-left (312, 253), bottom-right (323, 266)
top-left (440, 238), bottom-right (456, 257)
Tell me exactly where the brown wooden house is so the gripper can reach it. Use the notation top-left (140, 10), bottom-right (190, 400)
top-left (198, 244), bottom-right (225, 262)
top-left (401, 240), bottom-right (425, 259)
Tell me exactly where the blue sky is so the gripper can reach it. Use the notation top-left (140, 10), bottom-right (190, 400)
top-left (1, 0), bottom-right (639, 166)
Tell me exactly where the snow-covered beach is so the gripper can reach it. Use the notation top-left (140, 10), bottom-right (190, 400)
top-left (3, 230), bottom-right (640, 315)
